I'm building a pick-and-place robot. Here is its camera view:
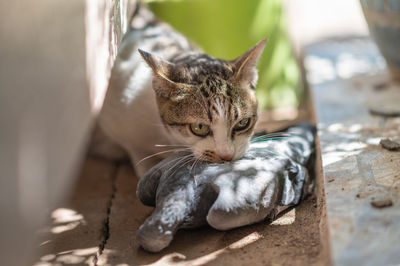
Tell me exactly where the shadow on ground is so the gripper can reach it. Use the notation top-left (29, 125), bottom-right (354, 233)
top-left (34, 149), bottom-right (329, 266)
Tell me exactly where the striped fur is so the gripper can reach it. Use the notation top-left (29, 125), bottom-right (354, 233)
top-left (99, 5), bottom-right (266, 176)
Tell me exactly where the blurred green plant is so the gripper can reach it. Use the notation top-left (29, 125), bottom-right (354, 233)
top-left (147, 0), bottom-right (301, 110)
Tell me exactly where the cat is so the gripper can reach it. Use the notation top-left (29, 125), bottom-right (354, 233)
top-left (96, 4), bottom-right (267, 177)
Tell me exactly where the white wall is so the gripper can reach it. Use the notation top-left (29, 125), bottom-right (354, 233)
top-left (285, 0), bottom-right (369, 52)
top-left (0, 1), bottom-right (132, 265)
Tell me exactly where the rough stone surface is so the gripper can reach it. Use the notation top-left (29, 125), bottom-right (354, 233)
top-left (306, 37), bottom-right (400, 266)
top-left (380, 138), bottom-right (400, 151)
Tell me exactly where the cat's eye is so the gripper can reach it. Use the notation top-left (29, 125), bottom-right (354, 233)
top-left (190, 123), bottom-right (210, 137)
top-left (234, 118), bottom-right (251, 131)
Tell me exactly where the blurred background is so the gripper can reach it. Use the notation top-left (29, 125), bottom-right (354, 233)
top-left (146, 0), bottom-right (370, 111)
top-left (149, 0), bottom-right (300, 110)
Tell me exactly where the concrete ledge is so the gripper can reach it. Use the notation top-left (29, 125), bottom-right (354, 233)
top-left (306, 37), bottom-right (400, 266)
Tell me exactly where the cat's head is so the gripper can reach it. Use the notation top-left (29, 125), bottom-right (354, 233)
top-left (139, 38), bottom-right (267, 162)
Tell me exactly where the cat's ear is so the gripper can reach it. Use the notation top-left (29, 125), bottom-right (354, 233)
top-left (232, 38), bottom-right (267, 88)
top-left (138, 49), bottom-right (177, 84)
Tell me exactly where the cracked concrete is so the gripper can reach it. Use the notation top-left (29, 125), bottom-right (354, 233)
top-left (32, 158), bottom-right (116, 266)
top-left (94, 162), bottom-right (121, 266)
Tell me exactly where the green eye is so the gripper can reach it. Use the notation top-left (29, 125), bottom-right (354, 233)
top-left (234, 118), bottom-right (251, 131)
top-left (190, 123), bottom-right (210, 137)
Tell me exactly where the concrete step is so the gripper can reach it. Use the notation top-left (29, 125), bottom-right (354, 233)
top-left (305, 36), bottom-right (400, 266)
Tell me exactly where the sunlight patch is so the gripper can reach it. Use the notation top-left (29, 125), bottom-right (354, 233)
top-left (51, 221), bottom-right (80, 234)
top-left (228, 232), bottom-right (262, 249)
top-left (153, 232), bottom-right (262, 266)
top-left (271, 208), bottom-right (296, 225)
top-left (51, 208), bottom-right (84, 224)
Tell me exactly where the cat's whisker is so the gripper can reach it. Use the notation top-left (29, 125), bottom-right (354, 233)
top-left (166, 154), bottom-right (195, 177)
top-left (190, 157), bottom-right (199, 172)
top-left (251, 132), bottom-right (292, 143)
top-left (155, 144), bottom-right (190, 147)
top-left (164, 153), bottom-right (194, 172)
top-left (136, 148), bottom-right (190, 166)
top-left (260, 147), bottom-right (293, 161)
top-left (251, 134), bottom-right (291, 140)
top-left (190, 155), bottom-right (204, 186)
top-left (168, 157), bottom-right (194, 180)
top-left (170, 154), bottom-right (194, 169)
top-left (155, 154), bottom-right (192, 175)
top-left (257, 131), bottom-right (291, 135)
top-left (251, 136), bottom-right (289, 143)
top-left (141, 152), bottom-right (193, 181)
top-left (190, 154), bottom-right (204, 173)
top-left (192, 156), bottom-right (203, 186)
top-left (252, 132), bottom-right (292, 140)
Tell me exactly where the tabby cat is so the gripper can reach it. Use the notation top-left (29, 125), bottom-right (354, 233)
top-left (97, 5), bottom-right (267, 177)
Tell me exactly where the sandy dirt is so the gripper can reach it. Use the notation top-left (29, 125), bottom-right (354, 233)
top-left (96, 161), bottom-right (331, 266)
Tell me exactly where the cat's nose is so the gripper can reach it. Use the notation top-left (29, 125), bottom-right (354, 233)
top-left (219, 154), bottom-right (233, 161)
